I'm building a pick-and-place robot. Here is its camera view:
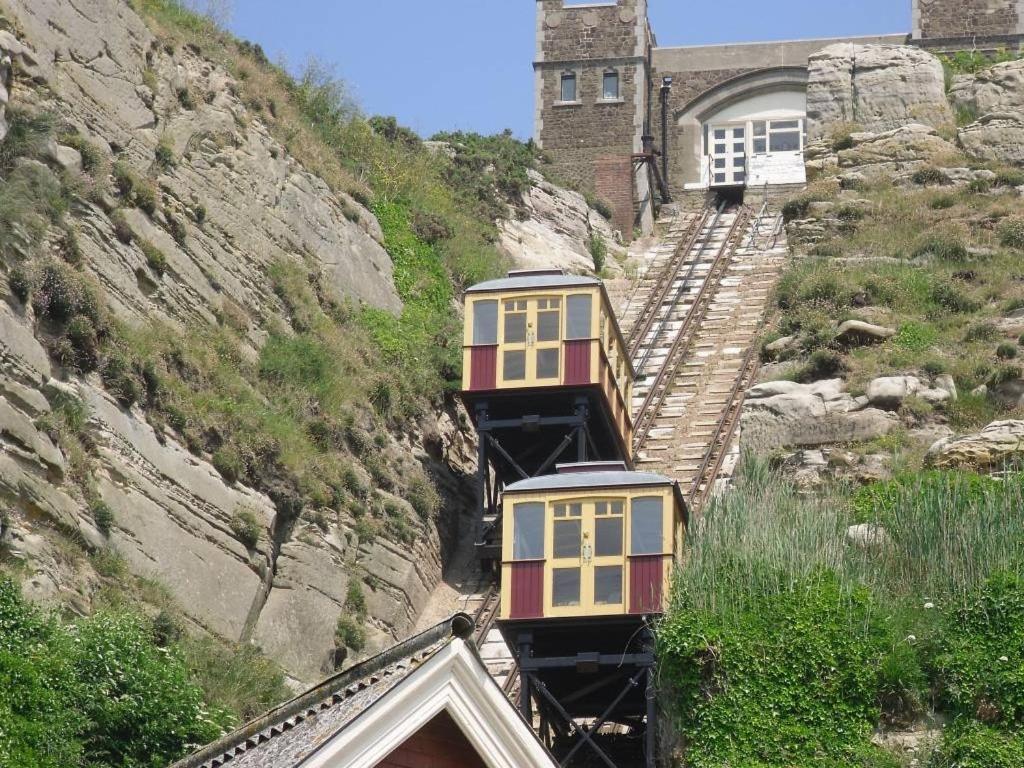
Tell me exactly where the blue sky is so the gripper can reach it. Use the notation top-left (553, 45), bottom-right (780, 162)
top-left (226, 1), bottom-right (911, 140)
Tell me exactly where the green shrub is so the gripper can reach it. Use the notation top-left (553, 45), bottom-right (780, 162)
top-left (180, 636), bottom-right (289, 722)
top-left (931, 281), bottom-right (980, 314)
top-left (229, 509), bottom-right (261, 548)
top-left (345, 580), bottom-right (367, 620)
top-left (929, 194), bottom-right (957, 210)
top-left (335, 615), bottom-right (366, 652)
top-left (65, 315), bottom-right (100, 372)
top-left (795, 349), bottom-right (846, 383)
top-left (134, 179), bottom-right (158, 216)
top-left (176, 86), bottom-right (196, 110)
top-left (998, 217), bottom-right (1024, 250)
top-left (931, 723), bottom-right (1024, 768)
top-left (409, 210), bottom-right (452, 244)
top-left (8, 267), bottom-right (31, 304)
top-left (138, 239), bottom-right (168, 276)
top-left (1019, 333), bottom-right (1024, 347)
top-left (894, 322), bottom-right (939, 352)
top-left (968, 177), bottom-right (992, 194)
top-left (166, 213), bottom-right (187, 244)
top-left (585, 193), bottom-right (614, 221)
top-left (997, 342), bottom-right (1018, 360)
top-left (110, 209), bottom-right (133, 244)
top-left (213, 447), bottom-right (245, 485)
top-left (31, 260), bottom-right (101, 326)
top-left (111, 161), bottom-right (137, 199)
top-left (877, 641), bottom-right (928, 727)
top-left (0, 108), bottom-right (54, 172)
top-left (100, 355), bottom-right (141, 407)
top-left (0, 578), bottom-right (229, 768)
top-left (964, 322), bottom-right (1001, 342)
top-left (89, 499), bottom-right (114, 536)
top-left (588, 233), bottom-right (607, 273)
top-left (912, 166), bottom-right (951, 186)
top-left (994, 168), bottom-right (1024, 188)
top-left (913, 235), bottom-right (969, 262)
top-left (154, 137), bottom-right (177, 170)
top-left (406, 475), bottom-right (439, 521)
top-left (782, 193), bottom-right (817, 222)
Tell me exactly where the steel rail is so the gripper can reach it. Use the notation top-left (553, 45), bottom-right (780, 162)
top-left (625, 208), bottom-right (713, 359)
top-left (632, 207), bottom-right (751, 452)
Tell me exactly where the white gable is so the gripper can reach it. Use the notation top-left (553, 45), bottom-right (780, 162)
top-left (298, 638), bottom-right (555, 768)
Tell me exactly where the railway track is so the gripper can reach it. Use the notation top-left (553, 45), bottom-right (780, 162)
top-left (468, 583), bottom-right (519, 698)
top-left (626, 200), bottom-right (787, 510)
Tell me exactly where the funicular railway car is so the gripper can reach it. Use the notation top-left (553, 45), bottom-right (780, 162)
top-left (497, 461), bottom-right (687, 765)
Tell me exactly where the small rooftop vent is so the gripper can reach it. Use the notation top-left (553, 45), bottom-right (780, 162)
top-left (556, 461), bottom-right (628, 475)
top-left (506, 268), bottom-right (565, 279)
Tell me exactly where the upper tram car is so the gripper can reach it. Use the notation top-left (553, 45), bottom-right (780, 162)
top-left (460, 269), bottom-right (635, 469)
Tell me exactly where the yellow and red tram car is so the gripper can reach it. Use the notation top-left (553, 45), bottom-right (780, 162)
top-left (461, 270), bottom-right (635, 463)
top-left (499, 462), bottom-right (687, 623)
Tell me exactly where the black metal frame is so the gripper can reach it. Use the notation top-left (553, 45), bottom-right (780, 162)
top-left (516, 628), bottom-right (658, 768)
top-left (474, 397), bottom-right (596, 560)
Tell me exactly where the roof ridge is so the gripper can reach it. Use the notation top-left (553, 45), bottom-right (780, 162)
top-left (171, 614), bottom-right (474, 768)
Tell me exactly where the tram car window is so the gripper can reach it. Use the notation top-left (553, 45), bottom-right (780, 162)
top-left (499, 463), bottom-right (687, 622)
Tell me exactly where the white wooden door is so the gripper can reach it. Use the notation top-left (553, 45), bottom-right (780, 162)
top-left (709, 125), bottom-right (747, 187)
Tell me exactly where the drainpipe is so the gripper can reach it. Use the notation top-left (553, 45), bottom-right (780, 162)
top-left (660, 77), bottom-right (673, 191)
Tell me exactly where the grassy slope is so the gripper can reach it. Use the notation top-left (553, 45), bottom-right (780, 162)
top-left (660, 460), bottom-right (1024, 768)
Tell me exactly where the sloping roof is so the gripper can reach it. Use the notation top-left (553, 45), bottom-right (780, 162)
top-left (172, 615), bottom-right (556, 768)
top-left (170, 616), bottom-right (462, 768)
top-left (505, 470), bottom-right (675, 493)
top-left (465, 274), bottom-right (600, 294)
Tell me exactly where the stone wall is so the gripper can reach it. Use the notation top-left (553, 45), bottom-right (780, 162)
top-left (914, 0), bottom-right (1024, 41)
top-left (535, 0), bottom-right (650, 236)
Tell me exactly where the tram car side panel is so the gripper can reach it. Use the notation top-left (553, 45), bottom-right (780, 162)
top-left (460, 271), bottom-right (634, 459)
top-left (498, 468), bottom-right (687, 622)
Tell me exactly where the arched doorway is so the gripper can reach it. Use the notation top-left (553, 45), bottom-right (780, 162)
top-left (673, 67), bottom-right (809, 191)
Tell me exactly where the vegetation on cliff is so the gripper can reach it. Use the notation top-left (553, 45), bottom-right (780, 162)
top-left (660, 459), bottom-right (1024, 768)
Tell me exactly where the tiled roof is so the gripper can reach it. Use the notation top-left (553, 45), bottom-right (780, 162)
top-left (171, 615), bottom-right (475, 768)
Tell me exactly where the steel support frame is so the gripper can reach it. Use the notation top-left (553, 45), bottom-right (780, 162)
top-left (473, 397), bottom-right (592, 549)
top-left (516, 630), bottom-right (658, 768)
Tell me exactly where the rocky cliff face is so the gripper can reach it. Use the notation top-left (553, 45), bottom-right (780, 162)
top-left (0, 0), bottom-right (489, 685)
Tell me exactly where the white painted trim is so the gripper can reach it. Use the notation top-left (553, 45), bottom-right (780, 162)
top-left (297, 639), bottom-right (555, 768)
top-left (911, 0), bottom-right (922, 39)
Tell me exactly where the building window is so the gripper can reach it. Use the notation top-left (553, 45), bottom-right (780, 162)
top-left (595, 500), bottom-right (624, 557)
top-left (552, 502), bottom-right (582, 558)
top-left (566, 294), bottom-right (593, 340)
top-left (602, 70), bottom-right (619, 100)
top-left (472, 300), bottom-right (498, 345)
top-left (560, 71), bottom-right (577, 103)
top-left (768, 119), bottom-right (802, 152)
top-left (753, 121), bottom-right (767, 154)
top-left (513, 502), bottom-right (545, 560)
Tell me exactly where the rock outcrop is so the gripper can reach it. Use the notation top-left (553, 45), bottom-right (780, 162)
top-left (807, 45), bottom-right (952, 140)
top-left (951, 60), bottom-right (1024, 165)
top-left (499, 169), bottom-right (625, 275)
top-left (0, 0), bottom-right (487, 685)
top-left (932, 420), bottom-right (1024, 471)
top-left (741, 379), bottom-right (898, 453)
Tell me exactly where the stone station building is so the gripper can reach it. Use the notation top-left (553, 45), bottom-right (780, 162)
top-left (534, 0), bottom-right (1024, 237)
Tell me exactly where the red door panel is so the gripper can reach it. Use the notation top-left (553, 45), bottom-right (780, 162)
top-left (469, 346), bottom-right (497, 390)
top-left (510, 561), bottom-right (544, 619)
top-left (563, 340), bottom-right (592, 385)
top-left (629, 556), bottom-right (664, 614)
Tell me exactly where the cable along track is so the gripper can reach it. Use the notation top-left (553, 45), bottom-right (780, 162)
top-left (631, 204), bottom-right (752, 454)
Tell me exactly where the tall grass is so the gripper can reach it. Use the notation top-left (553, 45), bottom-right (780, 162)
top-left (672, 457), bottom-right (1024, 623)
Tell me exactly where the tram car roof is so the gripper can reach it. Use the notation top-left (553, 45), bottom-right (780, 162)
top-left (464, 269), bottom-right (601, 295)
top-left (504, 462), bottom-right (688, 522)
